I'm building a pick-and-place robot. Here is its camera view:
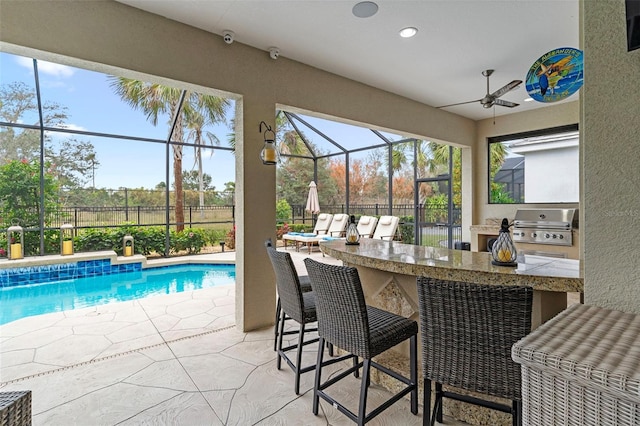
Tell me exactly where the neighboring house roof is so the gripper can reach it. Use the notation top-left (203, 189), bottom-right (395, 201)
top-left (509, 131), bottom-right (579, 154)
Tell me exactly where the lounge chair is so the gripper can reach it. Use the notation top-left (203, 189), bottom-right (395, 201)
top-left (372, 215), bottom-right (399, 241)
top-left (320, 214), bottom-right (378, 242)
top-left (296, 213), bottom-right (349, 254)
top-left (356, 215), bottom-right (378, 238)
top-left (282, 213), bottom-right (333, 250)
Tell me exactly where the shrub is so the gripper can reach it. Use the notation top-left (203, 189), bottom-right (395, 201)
top-left (276, 199), bottom-right (292, 221)
top-left (225, 226), bottom-right (236, 250)
top-left (171, 228), bottom-right (206, 254)
top-left (276, 223), bottom-right (291, 239)
top-left (399, 215), bottom-right (414, 244)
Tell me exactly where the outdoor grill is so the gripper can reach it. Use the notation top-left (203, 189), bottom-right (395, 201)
top-left (512, 208), bottom-right (578, 247)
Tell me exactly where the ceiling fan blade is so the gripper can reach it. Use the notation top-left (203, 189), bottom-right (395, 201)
top-left (493, 98), bottom-right (519, 108)
top-left (490, 80), bottom-right (522, 99)
top-left (436, 99), bottom-right (482, 109)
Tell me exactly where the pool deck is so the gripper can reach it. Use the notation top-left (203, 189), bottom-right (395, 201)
top-left (0, 248), bottom-right (463, 425)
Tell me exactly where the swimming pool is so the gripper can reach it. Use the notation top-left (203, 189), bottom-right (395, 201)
top-left (0, 264), bottom-right (235, 325)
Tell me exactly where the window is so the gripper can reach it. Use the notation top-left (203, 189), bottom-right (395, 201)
top-left (488, 124), bottom-right (579, 204)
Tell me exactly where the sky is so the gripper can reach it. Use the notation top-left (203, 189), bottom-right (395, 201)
top-left (1, 51), bottom-right (236, 191)
top-left (0, 51), bottom-right (411, 191)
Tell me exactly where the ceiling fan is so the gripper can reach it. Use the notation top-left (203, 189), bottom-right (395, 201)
top-left (437, 69), bottom-right (523, 109)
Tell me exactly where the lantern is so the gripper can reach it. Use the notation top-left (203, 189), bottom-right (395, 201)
top-left (345, 215), bottom-right (360, 245)
top-left (60, 223), bottom-right (74, 256)
top-left (123, 235), bottom-right (134, 257)
top-left (491, 218), bottom-right (518, 266)
top-left (7, 221), bottom-right (24, 260)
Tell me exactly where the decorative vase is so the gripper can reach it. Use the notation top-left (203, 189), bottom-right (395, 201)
top-left (345, 215), bottom-right (360, 245)
top-left (491, 218), bottom-right (517, 266)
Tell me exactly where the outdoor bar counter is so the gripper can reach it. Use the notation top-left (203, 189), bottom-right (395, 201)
top-left (320, 238), bottom-right (583, 329)
top-left (320, 238), bottom-right (583, 425)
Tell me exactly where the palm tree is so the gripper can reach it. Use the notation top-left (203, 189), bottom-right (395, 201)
top-left (184, 96), bottom-right (230, 214)
top-left (110, 77), bottom-right (228, 231)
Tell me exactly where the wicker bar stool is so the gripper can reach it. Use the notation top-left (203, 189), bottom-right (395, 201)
top-left (265, 241), bottom-right (342, 394)
top-left (265, 239), bottom-right (312, 351)
top-left (416, 277), bottom-right (533, 426)
top-left (304, 259), bottom-right (418, 425)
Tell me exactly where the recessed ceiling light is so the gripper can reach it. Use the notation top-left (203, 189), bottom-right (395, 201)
top-left (399, 27), bottom-right (418, 38)
top-left (524, 97), bottom-right (534, 102)
top-left (352, 1), bottom-right (378, 18)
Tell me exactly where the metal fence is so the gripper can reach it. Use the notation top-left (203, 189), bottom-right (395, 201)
top-left (2, 201), bottom-right (465, 249)
top-left (50, 205), bottom-right (235, 230)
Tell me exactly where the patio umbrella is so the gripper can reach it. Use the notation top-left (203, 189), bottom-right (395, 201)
top-left (305, 181), bottom-right (320, 214)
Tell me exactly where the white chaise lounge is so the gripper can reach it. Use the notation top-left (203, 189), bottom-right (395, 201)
top-left (296, 213), bottom-right (349, 254)
top-left (356, 215), bottom-right (378, 238)
top-left (372, 215), bottom-right (399, 241)
top-left (282, 213), bottom-right (333, 250)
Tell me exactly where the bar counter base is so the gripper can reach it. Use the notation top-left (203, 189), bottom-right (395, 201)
top-left (346, 263), bottom-right (568, 426)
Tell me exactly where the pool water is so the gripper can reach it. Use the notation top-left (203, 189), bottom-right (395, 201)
top-left (0, 264), bottom-right (235, 325)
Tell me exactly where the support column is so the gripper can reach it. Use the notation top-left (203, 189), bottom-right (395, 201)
top-left (235, 97), bottom-right (277, 331)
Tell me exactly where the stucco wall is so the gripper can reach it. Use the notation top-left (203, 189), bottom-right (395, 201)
top-left (582, 0), bottom-right (640, 312)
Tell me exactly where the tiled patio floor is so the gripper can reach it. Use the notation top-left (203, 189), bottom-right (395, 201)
top-left (0, 248), bottom-right (466, 425)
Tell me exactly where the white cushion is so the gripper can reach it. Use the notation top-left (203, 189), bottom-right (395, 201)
top-left (318, 213), bottom-right (330, 221)
top-left (379, 216), bottom-right (392, 225)
top-left (333, 215), bottom-right (345, 223)
top-left (359, 217), bottom-right (370, 225)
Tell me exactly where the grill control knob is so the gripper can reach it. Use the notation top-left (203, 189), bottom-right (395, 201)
top-left (532, 233), bottom-right (537, 238)
top-left (544, 233), bottom-right (550, 239)
top-left (559, 235), bottom-right (564, 239)
top-left (552, 234), bottom-right (557, 239)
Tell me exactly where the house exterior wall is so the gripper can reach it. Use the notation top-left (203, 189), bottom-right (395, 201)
top-left (521, 146), bottom-right (579, 203)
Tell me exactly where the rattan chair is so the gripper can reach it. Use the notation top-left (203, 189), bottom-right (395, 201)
top-left (304, 258), bottom-right (418, 425)
top-left (265, 241), bottom-right (341, 394)
top-left (265, 239), bottom-right (312, 351)
top-left (0, 391), bottom-right (31, 426)
top-left (416, 277), bottom-right (533, 426)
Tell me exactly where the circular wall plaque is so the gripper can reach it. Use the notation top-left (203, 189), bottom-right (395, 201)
top-left (525, 47), bottom-right (584, 103)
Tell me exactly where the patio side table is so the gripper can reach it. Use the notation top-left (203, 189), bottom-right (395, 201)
top-left (512, 304), bottom-right (640, 426)
top-left (0, 391), bottom-right (31, 426)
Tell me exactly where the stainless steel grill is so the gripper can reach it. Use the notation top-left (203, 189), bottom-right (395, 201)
top-left (512, 208), bottom-right (578, 246)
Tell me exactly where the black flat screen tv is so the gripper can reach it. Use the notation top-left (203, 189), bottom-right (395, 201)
top-left (627, 0), bottom-right (640, 51)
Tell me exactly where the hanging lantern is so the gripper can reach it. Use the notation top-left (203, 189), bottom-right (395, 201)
top-left (491, 218), bottom-right (518, 266)
top-left (7, 221), bottom-right (24, 260)
top-left (123, 235), bottom-right (134, 257)
top-left (345, 215), bottom-right (360, 245)
top-left (60, 223), bottom-right (74, 256)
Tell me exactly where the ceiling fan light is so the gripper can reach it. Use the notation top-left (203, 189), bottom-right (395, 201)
top-left (399, 27), bottom-right (418, 38)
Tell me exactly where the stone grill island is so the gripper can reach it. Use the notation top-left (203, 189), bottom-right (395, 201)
top-left (319, 238), bottom-right (583, 425)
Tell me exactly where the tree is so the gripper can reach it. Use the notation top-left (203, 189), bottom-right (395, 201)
top-left (182, 170), bottom-right (212, 191)
top-left (488, 142), bottom-right (514, 203)
top-left (184, 96), bottom-right (229, 210)
top-left (0, 82), bottom-right (99, 190)
top-left (110, 78), bottom-right (229, 231)
top-left (48, 138), bottom-right (101, 189)
top-left (327, 154), bottom-right (388, 204)
top-left (0, 159), bottom-right (61, 255)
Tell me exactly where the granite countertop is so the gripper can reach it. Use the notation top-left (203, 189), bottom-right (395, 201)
top-left (320, 238), bottom-right (583, 293)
